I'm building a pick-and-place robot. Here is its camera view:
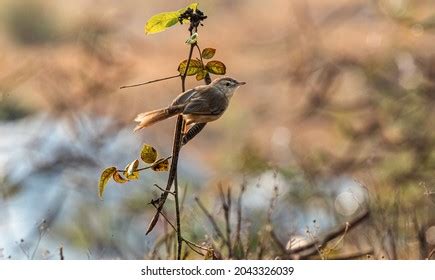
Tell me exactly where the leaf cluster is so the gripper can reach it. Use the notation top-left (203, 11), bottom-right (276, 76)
top-left (178, 48), bottom-right (226, 81)
top-left (98, 144), bottom-right (170, 199)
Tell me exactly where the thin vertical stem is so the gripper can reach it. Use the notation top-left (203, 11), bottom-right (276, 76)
top-left (174, 42), bottom-right (195, 260)
top-left (174, 170), bottom-right (182, 259)
top-left (145, 11), bottom-right (207, 258)
top-left (181, 44), bottom-right (195, 91)
top-left (146, 45), bottom-right (194, 249)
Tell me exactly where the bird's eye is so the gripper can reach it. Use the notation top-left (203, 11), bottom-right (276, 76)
top-left (226, 82), bottom-right (231, 86)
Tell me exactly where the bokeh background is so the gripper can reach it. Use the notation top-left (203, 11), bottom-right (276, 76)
top-left (0, 0), bottom-right (434, 260)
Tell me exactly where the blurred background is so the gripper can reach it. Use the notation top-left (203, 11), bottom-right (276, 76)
top-left (0, 0), bottom-right (434, 260)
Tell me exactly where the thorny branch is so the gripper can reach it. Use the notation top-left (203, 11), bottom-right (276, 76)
top-left (145, 8), bottom-right (208, 261)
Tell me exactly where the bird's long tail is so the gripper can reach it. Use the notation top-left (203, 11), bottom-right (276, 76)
top-left (134, 105), bottom-right (184, 131)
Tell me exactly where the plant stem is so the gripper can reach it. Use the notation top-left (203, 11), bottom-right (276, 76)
top-left (195, 196), bottom-right (227, 243)
top-left (173, 42), bottom-right (195, 260)
top-left (119, 74), bottom-right (180, 89)
top-left (174, 170), bottom-right (182, 259)
top-left (145, 41), bottom-right (195, 261)
top-left (117, 156), bottom-right (172, 173)
top-left (181, 44), bottom-right (195, 92)
top-left (145, 9), bottom-right (208, 259)
top-left (145, 117), bottom-right (183, 234)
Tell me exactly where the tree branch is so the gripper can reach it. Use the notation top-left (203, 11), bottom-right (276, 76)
top-left (145, 8), bottom-right (208, 261)
top-left (120, 74), bottom-right (180, 89)
top-left (288, 209), bottom-right (370, 259)
top-left (145, 37), bottom-right (195, 262)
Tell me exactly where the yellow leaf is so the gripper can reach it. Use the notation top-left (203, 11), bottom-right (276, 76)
top-left (196, 70), bottom-right (208, 81)
top-left (113, 171), bottom-right (128, 184)
top-left (152, 158), bottom-right (170, 172)
top-left (178, 58), bottom-right (203, 76)
top-left (144, 3), bottom-right (199, 35)
top-left (205, 60), bottom-right (226, 75)
top-left (201, 48), bottom-right (216, 59)
top-left (145, 11), bottom-right (180, 35)
top-left (140, 144), bottom-right (158, 164)
top-left (124, 159), bottom-right (140, 180)
top-left (98, 167), bottom-right (116, 200)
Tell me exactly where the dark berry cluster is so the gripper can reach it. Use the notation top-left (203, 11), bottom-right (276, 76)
top-left (178, 8), bottom-right (207, 33)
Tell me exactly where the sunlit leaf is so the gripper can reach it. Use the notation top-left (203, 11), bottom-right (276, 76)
top-left (145, 3), bottom-right (199, 34)
top-left (196, 70), bottom-right (208, 81)
top-left (113, 171), bottom-right (128, 184)
top-left (124, 159), bottom-right (140, 180)
top-left (152, 158), bottom-right (170, 172)
top-left (185, 32), bottom-right (198, 44)
top-left (145, 12), bottom-right (180, 35)
top-left (140, 144), bottom-right (158, 164)
top-left (205, 60), bottom-right (226, 75)
top-left (201, 48), bottom-right (216, 59)
top-left (98, 167), bottom-right (116, 200)
top-left (178, 58), bottom-right (203, 76)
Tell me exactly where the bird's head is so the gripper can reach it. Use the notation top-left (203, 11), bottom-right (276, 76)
top-left (212, 77), bottom-right (246, 97)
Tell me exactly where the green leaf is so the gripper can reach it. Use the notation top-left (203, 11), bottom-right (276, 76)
top-left (205, 60), bottom-right (226, 75)
top-left (124, 159), bottom-right (140, 180)
top-left (201, 48), bottom-right (216, 59)
top-left (152, 158), bottom-right (170, 172)
top-left (178, 58), bottom-right (203, 76)
top-left (196, 70), bottom-right (208, 81)
top-left (140, 144), bottom-right (158, 164)
top-left (145, 3), bottom-right (199, 35)
top-left (98, 167), bottom-right (116, 200)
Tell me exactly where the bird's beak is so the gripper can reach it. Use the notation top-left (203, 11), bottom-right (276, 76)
top-left (237, 81), bottom-right (246, 85)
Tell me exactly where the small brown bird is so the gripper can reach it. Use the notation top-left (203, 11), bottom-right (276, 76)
top-left (134, 77), bottom-right (246, 132)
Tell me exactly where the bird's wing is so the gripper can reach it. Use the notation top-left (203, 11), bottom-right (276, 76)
top-left (183, 87), bottom-right (228, 116)
top-left (171, 85), bottom-right (208, 106)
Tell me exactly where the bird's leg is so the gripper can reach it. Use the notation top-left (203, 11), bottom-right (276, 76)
top-left (182, 123), bottom-right (207, 146)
